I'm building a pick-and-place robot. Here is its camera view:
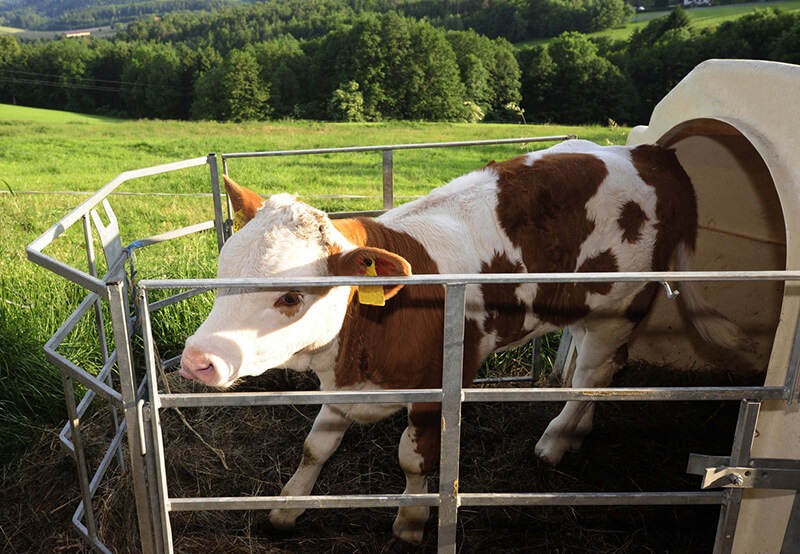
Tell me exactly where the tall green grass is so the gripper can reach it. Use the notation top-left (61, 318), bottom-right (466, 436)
top-left (0, 103), bottom-right (630, 467)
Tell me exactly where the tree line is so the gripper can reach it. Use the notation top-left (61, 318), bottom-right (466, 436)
top-left (1, 5), bottom-right (799, 125)
top-left (2, 0), bottom-right (633, 40)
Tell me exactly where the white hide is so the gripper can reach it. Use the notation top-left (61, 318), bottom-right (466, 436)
top-left (180, 194), bottom-right (353, 387)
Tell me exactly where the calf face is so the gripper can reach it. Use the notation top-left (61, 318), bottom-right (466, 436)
top-left (180, 183), bottom-right (410, 388)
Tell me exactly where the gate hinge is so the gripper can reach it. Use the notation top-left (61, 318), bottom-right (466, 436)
top-left (688, 454), bottom-right (800, 490)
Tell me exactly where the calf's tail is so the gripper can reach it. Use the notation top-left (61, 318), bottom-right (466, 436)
top-left (673, 241), bottom-right (746, 350)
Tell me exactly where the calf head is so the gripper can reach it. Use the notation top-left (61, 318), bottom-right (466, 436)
top-left (180, 177), bottom-right (411, 388)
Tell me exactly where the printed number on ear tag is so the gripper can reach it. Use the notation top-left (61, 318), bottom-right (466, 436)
top-left (358, 258), bottom-right (385, 307)
top-left (233, 210), bottom-right (247, 232)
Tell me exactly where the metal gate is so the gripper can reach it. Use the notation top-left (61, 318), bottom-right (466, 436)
top-left (26, 137), bottom-right (800, 554)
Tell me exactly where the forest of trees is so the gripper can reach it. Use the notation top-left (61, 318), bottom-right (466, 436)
top-left (1, 2), bottom-right (800, 125)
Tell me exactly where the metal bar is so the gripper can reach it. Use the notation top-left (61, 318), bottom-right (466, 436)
top-left (463, 386), bottom-right (784, 403)
top-left (689, 455), bottom-right (800, 474)
top-left (158, 386), bottom-right (781, 410)
top-left (148, 287), bottom-right (211, 314)
top-left (45, 291), bottom-right (102, 350)
top-left (127, 220), bottom-right (215, 251)
top-left (782, 493), bottom-right (800, 552)
top-left (137, 269), bottom-right (800, 292)
top-left (784, 309), bottom-right (800, 404)
top-left (140, 289), bottom-right (174, 552)
top-left (159, 389), bottom-right (443, 409)
top-left (27, 157), bottom-right (209, 255)
top-left (713, 400), bottom-right (761, 554)
top-left (382, 149), bottom-right (394, 210)
top-left (165, 490), bottom-right (725, 512)
top-left (88, 417), bottom-right (128, 497)
top-left (70, 515), bottom-right (114, 554)
top-left (61, 371), bottom-right (99, 541)
top-left (59, 352), bottom-right (118, 453)
top-left (108, 281), bottom-right (158, 554)
top-left (221, 136), bottom-right (575, 160)
top-left (438, 283), bottom-right (467, 553)
top-left (208, 154), bottom-right (226, 251)
top-left (82, 214), bottom-right (109, 361)
top-left (473, 375), bottom-right (534, 385)
top-left (26, 249), bottom-right (107, 297)
top-left (329, 209), bottom-right (387, 219)
top-left (459, 491), bottom-right (725, 507)
top-left (169, 494), bottom-right (440, 512)
top-left (45, 347), bottom-right (123, 407)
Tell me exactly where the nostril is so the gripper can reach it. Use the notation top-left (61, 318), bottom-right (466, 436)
top-left (180, 348), bottom-right (217, 381)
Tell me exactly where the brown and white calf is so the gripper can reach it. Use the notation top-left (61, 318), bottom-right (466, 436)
top-left (180, 139), bottom-right (743, 547)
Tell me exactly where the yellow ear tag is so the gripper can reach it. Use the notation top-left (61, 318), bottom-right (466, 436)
top-left (358, 259), bottom-right (385, 307)
top-left (233, 210), bottom-right (247, 232)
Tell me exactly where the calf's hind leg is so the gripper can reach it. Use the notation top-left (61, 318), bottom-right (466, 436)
top-left (269, 404), bottom-right (352, 531)
top-left (535, 318), bottom-right (634, 466)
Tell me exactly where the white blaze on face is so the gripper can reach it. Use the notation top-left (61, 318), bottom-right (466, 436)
top-left (180, 194), bottom-right (352, 388)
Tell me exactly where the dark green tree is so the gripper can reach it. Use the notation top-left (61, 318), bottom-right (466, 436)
top-left (0, 35), bottom-right (23, 104)
top-left (404, 20), bottom-right (467, 120)
top-left (521, 32), bottom-right (635, 124)
top-left (446, 29), bottom-right (522, 117)
top-left (252, 35), bottom-right (306, 117)
top-left (629, 5), bottom-right (692, 51)
top-left (121, 42), bottom-right (185, 119)
top-left (192, 48), bottom-right (270, 121)
top-left (23, 38), bottom-right (97, 113)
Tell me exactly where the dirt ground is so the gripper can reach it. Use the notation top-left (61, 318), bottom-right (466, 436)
top-left (1, 361), bottom-right (762, 553)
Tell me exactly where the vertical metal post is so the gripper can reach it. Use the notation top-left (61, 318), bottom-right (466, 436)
top-left (438, 283), bottom-right (466, 553)
top-left (82, 213), bottom-right (124, 470)
top-left (783, 309), bottom-right (800, 404)
top-left (82, 214), bottom-right (109, 361)
top-left (61, 371), bottom-right (99, 541)
top-left (108, 281), bottom-right (158, 554)
top-left (382, 149), bottom-right (394, 210)
top-left (208, 153), bottom-right (226, 250)
top-left (139, 288), bottom-right (174, 552)
top-left (713, 400), bottom-right (760, 553)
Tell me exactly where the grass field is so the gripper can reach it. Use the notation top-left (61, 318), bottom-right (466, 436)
top-left (586, 0), bottom-right (800, 43)
top-left (0, 103), bottom-right (631, 468)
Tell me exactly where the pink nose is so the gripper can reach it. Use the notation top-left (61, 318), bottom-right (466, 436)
top-left (180, 346), bottom-right (218, 384)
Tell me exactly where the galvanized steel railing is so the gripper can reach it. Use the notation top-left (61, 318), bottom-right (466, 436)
top-left (25, 135), bottom-right (800, 554)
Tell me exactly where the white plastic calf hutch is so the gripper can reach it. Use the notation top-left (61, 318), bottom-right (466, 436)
top-left (626, 59), bottom-right (800, 553)
top-left (24, 59), bottom-right (800, 554)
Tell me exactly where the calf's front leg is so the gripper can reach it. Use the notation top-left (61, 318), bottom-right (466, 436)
top-left (269, 404), bottom-right (352, 530)
top-left (391, 404), bottom-right (440, 547)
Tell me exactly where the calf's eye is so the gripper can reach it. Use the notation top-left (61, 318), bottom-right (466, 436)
top-left (275, 292), bottom-right (303, 308)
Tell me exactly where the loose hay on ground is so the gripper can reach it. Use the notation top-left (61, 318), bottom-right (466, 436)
top-left (1, 362), bottom-right (762, 553)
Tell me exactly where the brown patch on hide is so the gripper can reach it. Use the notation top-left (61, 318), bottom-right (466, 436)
top-left (630, 145), bottom-right (698, 270)
top-left (480, 253), bottom-right (528, 349)
top-left (618, 201), bottom-right (648, 244)
top-left (577, 249), bottom-right (619, 296)
top-left (332, 218), bottom-right (481, 391)
top-left (494, 152), bottom-right (609, 327)
top-left (625, 282), bottom-right (659, 324)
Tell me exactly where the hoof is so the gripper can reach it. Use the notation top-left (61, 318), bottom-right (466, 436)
top-left (381, 535), bottom-right (419, 554)
top-left (268, 509), bottom-right (300, 532)
top-left (534, 441), bottom-right (563, 467)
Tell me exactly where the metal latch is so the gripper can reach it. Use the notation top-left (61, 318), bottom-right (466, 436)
top-left (688, 454), bottom-right (800, 490)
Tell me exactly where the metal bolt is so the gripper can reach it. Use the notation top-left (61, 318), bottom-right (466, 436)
top-left (729, 473), bottom-right (744, 486)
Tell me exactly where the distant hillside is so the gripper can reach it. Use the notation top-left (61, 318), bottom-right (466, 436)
top-left (0, 0), bottom-right (239, 31)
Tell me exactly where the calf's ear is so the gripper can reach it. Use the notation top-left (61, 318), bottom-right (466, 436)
top-left (330, 246), bottom-right (412, 301)
top-left (223, 175), bottom-right (265, 229)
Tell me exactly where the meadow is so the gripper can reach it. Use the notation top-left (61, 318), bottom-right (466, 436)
top-left (0, 103), bottom-right (630, 468)
top-left (586, 0), bottom-right (800, 43)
